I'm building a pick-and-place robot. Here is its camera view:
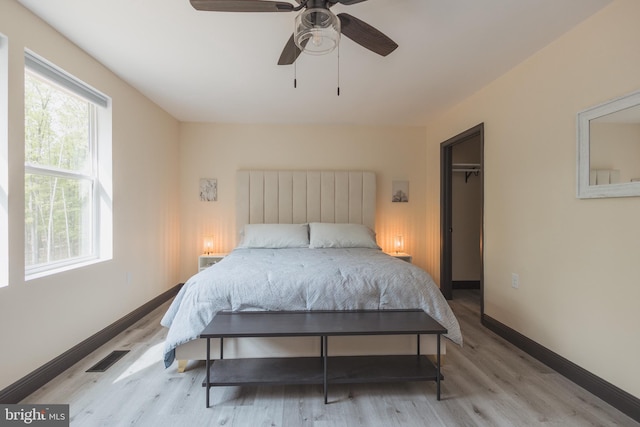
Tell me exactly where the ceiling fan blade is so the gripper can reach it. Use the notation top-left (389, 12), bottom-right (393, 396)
top-left (190, 0), bottom-right (294, 12)
top-left (277, 34), bottom-right (302, 65)
top-left (337, 13), bottom-right (398, 57)
top-left (334, 0), bottom-right (369, 5)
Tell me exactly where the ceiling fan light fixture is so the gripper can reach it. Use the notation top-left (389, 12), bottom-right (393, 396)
top-left (294, 8), bottom-right (341, 55)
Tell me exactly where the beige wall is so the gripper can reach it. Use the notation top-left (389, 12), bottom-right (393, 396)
top-left (178, 123), bottom-right (428, 280)
top-left (0, 1), bottom-right (181, 390)
top-left (425, 0), bottom-right (640, 398)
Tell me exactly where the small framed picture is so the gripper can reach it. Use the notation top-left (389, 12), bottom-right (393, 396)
top-left (199, 178), bottom-right (217, 202)
top-left (392, 181), bottom-right (409, 203)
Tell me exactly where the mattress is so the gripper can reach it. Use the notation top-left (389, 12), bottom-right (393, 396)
top-left (161, 247), bottom-right (462, 367)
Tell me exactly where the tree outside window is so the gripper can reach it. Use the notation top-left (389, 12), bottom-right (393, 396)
top-left (24, 69), bottom-right (95, 272)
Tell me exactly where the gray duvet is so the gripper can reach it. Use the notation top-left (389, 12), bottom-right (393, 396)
top-left (161, 248), bottom-right (462, 367)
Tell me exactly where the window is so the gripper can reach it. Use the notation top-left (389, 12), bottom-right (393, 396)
top-left (0, 34), bottom-right (7, 287)
top-left (24, 51), bottom-right (112, 279)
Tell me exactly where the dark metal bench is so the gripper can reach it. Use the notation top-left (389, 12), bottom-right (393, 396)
top-left (200, 309), bottom-right (447, 407)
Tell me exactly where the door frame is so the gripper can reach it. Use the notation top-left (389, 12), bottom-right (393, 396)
top-left (440, 123), bottom-right (484, 314)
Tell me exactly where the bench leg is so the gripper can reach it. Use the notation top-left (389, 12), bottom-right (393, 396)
top-left (177, 360), bottom-right (188, 373)
top-left (323, 336), bottom-right (328, 404)
top-left (436, 334), bottom-right (441, 401)
top-left (206, 338), bottom-right (211, 408)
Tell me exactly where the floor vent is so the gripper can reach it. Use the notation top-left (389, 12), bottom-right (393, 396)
top-left (86, 350), bottom-right (130, 373)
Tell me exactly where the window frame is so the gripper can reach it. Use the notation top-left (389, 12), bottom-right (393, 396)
top-left (0, 34), bottom-right (8, 288)
top-left (24, 50), bottom-right (111, 280)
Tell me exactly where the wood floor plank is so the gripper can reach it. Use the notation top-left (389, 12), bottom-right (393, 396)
top-left (20, 291), bottom-right (639, 426)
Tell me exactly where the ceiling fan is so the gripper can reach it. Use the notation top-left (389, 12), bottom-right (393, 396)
top-left (190, 0), bottom-right (398, 65)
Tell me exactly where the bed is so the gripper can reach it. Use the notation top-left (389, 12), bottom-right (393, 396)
top-left (161, 170), bottom-right (462, 371)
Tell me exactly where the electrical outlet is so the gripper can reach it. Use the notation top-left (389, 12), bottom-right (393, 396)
top-left (511, 273), bottom-right (519, 289)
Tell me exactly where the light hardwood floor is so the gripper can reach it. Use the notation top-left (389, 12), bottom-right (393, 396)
top-left (22, 290), bottom-right (638, 426)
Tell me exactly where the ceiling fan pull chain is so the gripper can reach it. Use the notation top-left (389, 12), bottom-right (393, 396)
top-left (337, 45), bottom-right (340, 96)
top-left (294, 60), bottom-right (297, 89)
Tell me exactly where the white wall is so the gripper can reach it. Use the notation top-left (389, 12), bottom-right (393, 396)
top-left (425, 0), bottom-right (640, 398)
top-left (178, 122), bottom-right (428, 280)
top-left (0, 1), bottom-right (181, 390)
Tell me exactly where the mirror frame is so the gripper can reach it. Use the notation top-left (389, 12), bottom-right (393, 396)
top-left (577, 89), bottom-right (640, 199)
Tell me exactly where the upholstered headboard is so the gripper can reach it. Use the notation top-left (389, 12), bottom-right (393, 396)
top-left (236, 170), bottom-right (376, 236)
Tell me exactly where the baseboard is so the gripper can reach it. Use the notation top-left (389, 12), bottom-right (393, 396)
top-left (0, 283), bottom-right (183, 404)
top-left (482, 314), bottom-right (640, 423)
top-left (452, 280), bottom-right (480, 290)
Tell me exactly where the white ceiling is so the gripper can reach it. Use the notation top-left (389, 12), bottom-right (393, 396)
top-left (17, 0), bottom-right (611, 126)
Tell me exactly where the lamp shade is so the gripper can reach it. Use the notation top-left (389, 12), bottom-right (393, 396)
top-left (294, 8), bottom-right (341, 55)
top-left (394, 235), bottom-right (404, 253)
top-left (203, 235), bottom-right (214, 254)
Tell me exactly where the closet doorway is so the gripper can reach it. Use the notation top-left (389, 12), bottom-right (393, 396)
top-left (440, 123), bottom-right (484, 314)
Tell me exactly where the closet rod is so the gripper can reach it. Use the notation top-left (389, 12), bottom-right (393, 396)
top-left (453, 169), bottom-right (481, 173)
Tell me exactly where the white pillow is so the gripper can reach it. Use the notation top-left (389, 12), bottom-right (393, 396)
top-left (309, 223), bottom-right (380, 249)
top-left (237, 223), bottom-right (309, 249)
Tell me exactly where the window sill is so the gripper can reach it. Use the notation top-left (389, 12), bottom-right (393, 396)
top-left (25, 256), bottom-right (111, 281)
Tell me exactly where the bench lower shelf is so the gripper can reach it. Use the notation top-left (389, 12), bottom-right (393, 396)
top-left (202, 355), bottom-right (443, 388)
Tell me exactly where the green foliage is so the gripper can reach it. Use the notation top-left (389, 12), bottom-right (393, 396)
top-left (24, 71), bottom-right (94, 267)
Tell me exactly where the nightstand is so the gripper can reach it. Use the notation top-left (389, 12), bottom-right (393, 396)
top-left (198, 253), bottom-right (227, 272)
top-left (387, 252), bottom-right (412, 263)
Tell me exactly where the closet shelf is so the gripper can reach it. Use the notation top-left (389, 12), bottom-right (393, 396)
top-left (452, 163), bottom-right (481, 183)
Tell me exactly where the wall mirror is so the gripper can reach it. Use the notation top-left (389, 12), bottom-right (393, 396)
top-left (577, 89), bottom-right (640, 198)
